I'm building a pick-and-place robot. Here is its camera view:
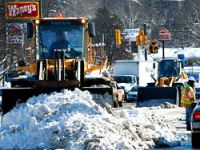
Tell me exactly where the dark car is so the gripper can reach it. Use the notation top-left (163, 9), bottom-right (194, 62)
top-left (190, 101), bottom-right (200, 148)
top-left (126, 86), bottom-right (138, 102)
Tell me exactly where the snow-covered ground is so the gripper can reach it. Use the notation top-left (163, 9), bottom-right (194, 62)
top-left (0, 88), bottom-right (184, 149)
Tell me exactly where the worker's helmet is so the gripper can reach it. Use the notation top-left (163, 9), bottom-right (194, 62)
top-left (188, 76), bottom-right (195, 82)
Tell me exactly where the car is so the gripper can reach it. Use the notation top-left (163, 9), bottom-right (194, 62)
top-left (113, 75), bottom-right (137, 94)
top-left (190, 101), bottom-right (200, 148)
top-left (126, 86), bottom-right (138, 102)
top-left (110, 81), bottom-right (125, 107)
top-left (84, 77), bottom-right (125, 107)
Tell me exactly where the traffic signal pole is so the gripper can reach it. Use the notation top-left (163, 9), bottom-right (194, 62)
top-left (162, 40), bottom-right (165, 59)
top-left (143, 23), bottom-right (147, 61)
top-left (136, 29), bottom-right (147, 61)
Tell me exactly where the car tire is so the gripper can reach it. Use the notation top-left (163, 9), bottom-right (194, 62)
top-left (113, 95), bottom-right (118, 108)
top-left (192, 133), bottom-right (200, 148)
top-left (118, 101), bottom-right (123, 107)
top-left (113, 100), bottom-right (118, 108)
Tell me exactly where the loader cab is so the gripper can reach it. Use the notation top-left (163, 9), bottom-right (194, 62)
top-left (28, 18), bottom-right (94, 83)
top-left (158, 59), bottom-right (181, 78)
top-left (36, 19), bottom-right (87, 60)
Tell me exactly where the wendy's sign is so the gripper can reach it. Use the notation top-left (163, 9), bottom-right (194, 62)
top-left (5, 2), bottom-right (40, 19)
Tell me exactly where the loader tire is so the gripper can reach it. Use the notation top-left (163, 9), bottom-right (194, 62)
top-left (80, 60), bottom-right (85, 87)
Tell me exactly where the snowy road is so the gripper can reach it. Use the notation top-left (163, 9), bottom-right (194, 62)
top-left (120, 102), bottom-right (193, 150)
top-left (150, 106), bottom-right (192, 150)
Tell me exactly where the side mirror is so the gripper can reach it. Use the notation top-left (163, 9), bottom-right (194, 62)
top-left (27, 22), bottom-right (33, 38)
top-left (88, 22), bottom-right (95, 38)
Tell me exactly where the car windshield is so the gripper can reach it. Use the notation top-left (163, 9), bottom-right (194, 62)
top-left (114, 76), bottom-right (133, 83)
top-left (158, 60), bottom-right (180, 77)
top-left (130, 87), bottom-right (138, 92)
top-left (38, 20), bottom-right (84, 59)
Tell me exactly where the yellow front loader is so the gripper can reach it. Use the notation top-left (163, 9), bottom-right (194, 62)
top-left (137, 59), bottom-right (187, 107)
top-left (2, 17), bottom-right (113, 114)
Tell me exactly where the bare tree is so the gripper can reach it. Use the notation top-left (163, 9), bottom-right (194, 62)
top-left (94, 7), bottom-right (132, 65)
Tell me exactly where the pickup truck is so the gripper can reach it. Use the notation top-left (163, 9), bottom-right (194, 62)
top-left (113, 75), bottom-right (137, 99)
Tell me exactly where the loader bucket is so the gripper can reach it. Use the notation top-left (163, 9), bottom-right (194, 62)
top-left (136, 87), bottom-right (181, 107)
top-left (2, 88), bottom-right (40, 115)
top-left (2, 86), bottom-right (113, 115)
top-left (81, 87), bottom-right (113, 95)
top-left (1, 87), bottom-right (66, 115)
top-left (2, 83), bottom-right (78, 115)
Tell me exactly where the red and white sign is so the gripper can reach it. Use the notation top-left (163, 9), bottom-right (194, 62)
top-left (6, 23), bottom-right (24, 44)
top-left (159, 28), bottom-right (172, 41)
top-left (5, 2), bottom-right (40, 19)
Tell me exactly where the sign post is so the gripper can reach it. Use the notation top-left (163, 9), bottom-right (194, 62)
top-left (159, 28), bottom-right (172, 59)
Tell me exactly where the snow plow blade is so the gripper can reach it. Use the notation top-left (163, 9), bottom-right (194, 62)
top-left (2, 87), bottom-right (68, 115)
top-left (2, 86), bottom-right (113, 115)
top-left (81, 87), bottom-right (112, 95)
top-left (136, 87), bottom-right (181, 107)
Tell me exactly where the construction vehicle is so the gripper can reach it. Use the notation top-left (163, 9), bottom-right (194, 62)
top-left (137, 58), bottom-right (187, 107)
top-left (2, 17), bottom-right (115, 114)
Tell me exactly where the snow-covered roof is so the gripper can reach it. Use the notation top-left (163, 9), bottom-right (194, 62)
top-left (152, 47), bottom-right (200, 60)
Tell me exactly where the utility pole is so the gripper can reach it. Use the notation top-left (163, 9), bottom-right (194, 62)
top-left (1, 0), bottom-right (6, 60)
top-left (39, 0), bottom-right (42, 18)
top-left (0, 0), bottom-right (6, 86)
top-left (143, 23), bottom-right (147, 61)
top-left (0, 0), bottom-right (6, 59)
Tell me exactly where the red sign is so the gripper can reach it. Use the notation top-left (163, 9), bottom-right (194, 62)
top-left (159, 28), bottom-right (172, 41)
top-left (5, 2), bottom-right (40, 19)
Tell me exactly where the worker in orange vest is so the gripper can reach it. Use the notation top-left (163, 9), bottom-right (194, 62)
top-left (181, 76), bottom-right (197, 130)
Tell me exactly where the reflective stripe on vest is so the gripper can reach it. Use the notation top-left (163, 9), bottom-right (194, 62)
top-left (181, 85), bottom-right (196, 108)
top-left (181, 99), bottom-right (195, 107)
top-left (181, 99), bottom-right (193, 105)
top-left (181, 103), bottom-right (192, 108)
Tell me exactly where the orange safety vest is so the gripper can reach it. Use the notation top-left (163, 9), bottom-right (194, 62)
top-left (181, 84), bottom-right (196, 108)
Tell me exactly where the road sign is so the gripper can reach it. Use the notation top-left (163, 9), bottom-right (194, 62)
top-left (6, 23), bottom-right (24, 44)
top-left (5, 2), bottom-right (40, 19)
top-left (159, 28), bottom-right (172, 41)
top-left (136, 30), bottom-right (147, 46)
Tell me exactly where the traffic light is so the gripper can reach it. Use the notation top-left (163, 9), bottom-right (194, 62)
top-left (149, 39), bottom-right (159, 53)
top-left (115, 29), bottom-right (121, 45)
top-left (136, 35), bottom-right (140, 45)
top-left (141, 34), bottom-right (147, 45)
top-left (135, 30), bottom-right (147, 46)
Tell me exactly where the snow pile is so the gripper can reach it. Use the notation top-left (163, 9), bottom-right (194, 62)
top-left (0, 81), bottom-right (11, 88)
top-left (0, 89), bottom-right (180, 149)
top-left (137, 99), bottom-right (177, 107)
top-left (0, 81), bottom-right (11, 106)
top-left (85, 67), bottom-right (112, 78)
